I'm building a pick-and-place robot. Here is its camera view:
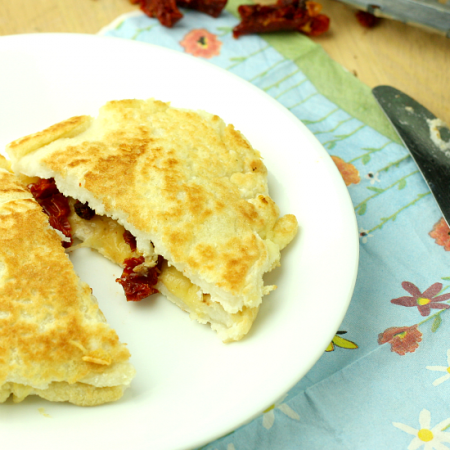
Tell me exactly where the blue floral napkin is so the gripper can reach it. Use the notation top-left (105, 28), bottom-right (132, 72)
top-left (101, 6), bottom-right (450, 450)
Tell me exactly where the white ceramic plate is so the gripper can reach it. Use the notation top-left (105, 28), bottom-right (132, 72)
top-left (0, 34), bottom-right (358, 450)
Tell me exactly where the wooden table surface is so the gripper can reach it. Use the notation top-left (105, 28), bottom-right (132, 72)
top-left (1, 0), bottom-right (449, 126)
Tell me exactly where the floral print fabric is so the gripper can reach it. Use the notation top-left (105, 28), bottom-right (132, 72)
top-left (102, 8), bottom-right (450, 450)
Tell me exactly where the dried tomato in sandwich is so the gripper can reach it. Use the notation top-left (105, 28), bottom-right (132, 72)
top-left (355, 10), bottom-right (380, 28)
top-left (74, 200), bottom-right (95, 220)
top-left (116, 256), bottom-right (161, 302)
top-left (232, 0), bottom-right (330, 38)
top-left (123, 230), bottom-right (137, 252)
top-left (28, 178), bottom-right (73, 248)
top-left (115, 231), bottom-right (162, 302)
top-left (29, 178), bottom-right (161, 302)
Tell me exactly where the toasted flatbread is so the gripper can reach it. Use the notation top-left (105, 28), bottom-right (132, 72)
top-left (0, 156), bottom-right (135, 405)
top-left (7, 99), bottom-right (298, 342)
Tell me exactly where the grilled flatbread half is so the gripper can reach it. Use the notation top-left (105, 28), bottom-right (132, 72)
top-left (7, 99), bottom-right (298, 342)
top-left (0, 156), bottom-right (135, 405)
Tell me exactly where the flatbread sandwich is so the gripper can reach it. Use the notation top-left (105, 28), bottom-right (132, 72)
top-left (6, 99), bottom-right (298, 342)
top-left (0, 155), bottom-right (135, 405)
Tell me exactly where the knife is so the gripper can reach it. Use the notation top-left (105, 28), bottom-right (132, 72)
top-left (336, 0), bottom-right (450, 36)
top-left (372, 85), bottom-right (450, 226)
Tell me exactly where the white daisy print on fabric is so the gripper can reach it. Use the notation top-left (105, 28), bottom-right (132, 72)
top-left (213, 444), bottom-right (235, 450)
top-left (359, 228), bottom-right (373, 244)
top-left (365, 171), bottom-right (380, 184)
top-left (262, 394), bottom-right (300, 430)
top-left (393, 409), bottom-right (450, 449)
top-left (426, 349), bottom-right (450, 386)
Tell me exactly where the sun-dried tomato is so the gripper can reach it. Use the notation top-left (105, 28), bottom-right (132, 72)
top-left (131, 0), bottom-right (183, 27)
top-left (355, 10), bottom-right (380, 28)
top-left (130, 0), bottom-right (226, 26)
top-left (305, 0), bottom-right (321, 16)
top-left (116, 256), bottom-right (161, 302)
top-left (28, 177), bottom-right (59, 200)
top-left (232, 0), bottom-right (329, 38)
top-left (177, 0), bottom-right (227, 18)
top-left (28, 178), bottom-right (73, 248)
top-left (299, 11), bottom-right (330, 36)
top-left (123, 230), bottom-right (137, 252)
top-left (74, 200), bottom-right (95, 220)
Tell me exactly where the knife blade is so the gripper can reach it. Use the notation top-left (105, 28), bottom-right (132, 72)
top-left (336, 0), bottom-right (450, 36)
top-left (372, 85), bottom-right (450, 226)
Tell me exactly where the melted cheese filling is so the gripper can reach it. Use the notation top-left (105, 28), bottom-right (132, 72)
top-left (66, 200), bottom-right (258, 341)
top-left (68, 201), bottom-right (139, 266)
top-left (158, 262), bottom-right (211, 320)
top-left (67, 201), bottom-right (210, 315)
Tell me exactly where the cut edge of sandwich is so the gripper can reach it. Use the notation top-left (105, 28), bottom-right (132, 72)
top-left (0, 159), bottom-right (136, 406)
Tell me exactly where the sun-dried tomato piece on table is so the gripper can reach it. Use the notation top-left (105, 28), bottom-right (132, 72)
top-left (355, 10), bottom-right (380, 28)
top-left (232, 0), bottom-right (330, 39)
top-left (177, 0), bottom-right (227, 18)
top-left (116, 256), bottom-right (161, 301)
top-left (130, 0), bottom-right (183, 27)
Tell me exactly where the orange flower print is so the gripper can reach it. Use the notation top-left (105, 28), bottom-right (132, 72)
top-left (331, 155), bottom-right (360, 186)
top-left (429, 217), bottom-right (450, 251)
top-left (180, 29), bottom-right (222, 58)
top-left (378, 325), bottom-right (422, 355)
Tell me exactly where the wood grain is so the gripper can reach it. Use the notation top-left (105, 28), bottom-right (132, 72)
top-left (311, 0), bottom-right (450, 127)
top-left (0, 0), bottom-right (449, 125)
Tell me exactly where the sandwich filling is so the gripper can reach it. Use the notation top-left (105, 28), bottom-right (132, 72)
top-left (26, 176), bottom-right (260, 342)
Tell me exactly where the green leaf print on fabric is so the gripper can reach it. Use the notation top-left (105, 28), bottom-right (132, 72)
top-left (398, 178), bottom-right (407, 190)
top-left (326, 331), bottom-right (359, 352)
top-left (367, 186), bottom-right (384, 193)
top-left (431, 315), bottom-right (443, 333)
top-left (357, 202), bottom-right (367, 216)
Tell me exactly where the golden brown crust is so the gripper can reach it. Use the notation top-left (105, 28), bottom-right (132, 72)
top-left (7, 115), bottom-right (92, 160)
top-left (0, 163), bottom-right (134, 404)
top-left (0, 156), bottom-right (11, 172)
top-left (7, 99), bottom-right (298, 314)
top-left (1, 381), bottom-right (125, 406)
